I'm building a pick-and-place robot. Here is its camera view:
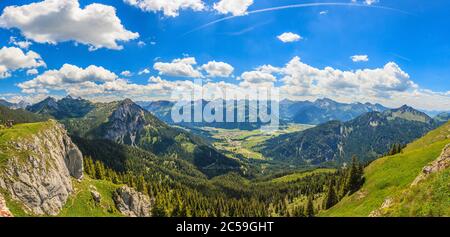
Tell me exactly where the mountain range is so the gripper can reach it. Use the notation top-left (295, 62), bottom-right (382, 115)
top-left (280, 98), bottom-right (388, 124)
top-left (25, 97), bottom-right (240, 177)
top-left (136, 98), bottom-right (391, 130)
top-left (1, 96), bottom-right (449, 217)
top-left (0, 99), bottom-right (29, 110)
top-left (261, 105), bottom-right (439, 165)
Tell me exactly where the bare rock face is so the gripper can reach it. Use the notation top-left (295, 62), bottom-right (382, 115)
top-left (0, 193), bottom-right (13, 217)
top-left (412, 144), bottom-right (450, 186)
top-left (113, 186), bottom-right (152, 217)
top-left (0, 121), bottom-right (84, 216)
top-left (65, 143), bottom-right (84, 180)
top-left (103, 99), bottom-right (146, 146)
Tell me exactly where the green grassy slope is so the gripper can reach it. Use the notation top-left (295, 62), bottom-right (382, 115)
top-left (0, 121), bottom-right (53, 165)
top-left (58, 177), bottom-right (123, 217)
top-left (271, 168), bottom-right (336, 184)
top-left (320, 121), bottom-right (450, 217)
top-left (382, 168), bottom-right (450, 216)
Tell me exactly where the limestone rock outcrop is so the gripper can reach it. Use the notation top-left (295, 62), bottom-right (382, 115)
top-left (412, 144), bottom-right (450, 186)
top-left (0, 121), bottom-right (83, 216)
top-left (113, 186), bottom-right (152, 217)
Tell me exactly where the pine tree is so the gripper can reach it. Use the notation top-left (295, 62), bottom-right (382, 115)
top-left (137, 175), bottom-right (147, 193)
top-left (324, 180), bottom-right (338, 209)
top-left (345, 156), bottom-right (363, 195)
top-left (94, 160), bottom-right (105, 180)
top-left (305, 195), bottom-right (315, 217)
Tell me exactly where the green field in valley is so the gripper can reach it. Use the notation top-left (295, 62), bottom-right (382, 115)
top-left (201, 124), bottom-right (313, 160)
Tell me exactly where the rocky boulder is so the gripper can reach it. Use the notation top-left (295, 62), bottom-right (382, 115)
top-left (89, 185), bottom-right (101, 204)
top-left (113, 186), bottom-right (152, 217)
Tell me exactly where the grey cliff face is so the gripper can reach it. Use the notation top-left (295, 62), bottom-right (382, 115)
top-left (0, 121), bottom-right (84, 216)
top-left (65, 141), bottom-right (84, 180)
top-left (113, 186), bottom-right (152, 217)
top-left (104, 99), bottom-right (146, 146)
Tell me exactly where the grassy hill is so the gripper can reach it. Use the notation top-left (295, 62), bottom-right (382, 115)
top-left (58, 177), bottom-right (124, 217)
top-left (0, 122), bottom-right (53, 165)
top-left (271, 168), bottom-right (336, 184)
top-left (320, 121), bottom-right (450, 217)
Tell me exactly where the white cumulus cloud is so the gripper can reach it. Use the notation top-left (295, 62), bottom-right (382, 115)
top-left (239, 71), bottom-right (277, 88)
top-left (121, 70), bottom-right (132, 77)
top-left (279, 56), bottom-right (416, 99)
top-left (277, 32), bottom-right (302, 43)
top-left (0, 46), bottom-right (46, 79)
top-left (9, 36), bottom-right (32, 49)
top-left (124, 0), bottom-right (206, 17)
top-left (214, 0), bottom-right (254, 16)
top-left (26, 69), bottom-right (39, 75)
top-left (154, 57), bottom-right (203, 78)
top-left (201, 61), bottom-right (234, 78)
top-left (0, 0), bottom-right (139, 51)
top-left (19, 64), bottom-right (117, 93)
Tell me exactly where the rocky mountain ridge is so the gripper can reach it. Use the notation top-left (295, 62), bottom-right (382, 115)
top-left (261, 106), bottom-right (437, 164)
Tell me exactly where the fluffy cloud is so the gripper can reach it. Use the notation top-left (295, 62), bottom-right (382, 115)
top-left (277, 32), bottom-right (302, 43)
top-left (9, 37), bottom-right (32, 49)
top-left (351, 55), bottom-right (369, 62)
top-left (0, 46), bottom-right (46, 79)
top-left (0, 0), bottom-right (139, 50)
top-left (279, 56), bottom-right (416, 99)
top-left (240, 71), bottom-right (276, 84)
top-left (238, 70), bottom-right (277, 89)
top-left (201, 61), bottom-right (234, 78)
top-left (14, 57), bottom-right (450, 111)
top-left (214, 0), bottom-right (254, 16)
top-left (26, 69), bottom-right (39, 75)
top-left (154, 57), bottom-right (203, 78)
top-left (121, 70), bottom-right (132, 77)
top-left (18, 64), bottom-right (117, 93)
top-left (124, 0), bottom-right (206, 17)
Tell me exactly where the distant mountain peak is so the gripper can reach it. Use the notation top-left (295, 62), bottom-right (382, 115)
top-left (385, 105), bottom-right (432, 124)
top-left (27, 96), bottom-right (93, 119)
top-left (397, 104), bottom-right (415, 111)
top-left (121, 98), bottom-right (135, 105)
top-left (43, 96), bottom-right (57, 101)
top-left (315, 98), bottom-right (337, 103)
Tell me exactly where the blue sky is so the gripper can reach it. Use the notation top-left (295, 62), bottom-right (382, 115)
top-left (0, 0), bottom-right (449, 110)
